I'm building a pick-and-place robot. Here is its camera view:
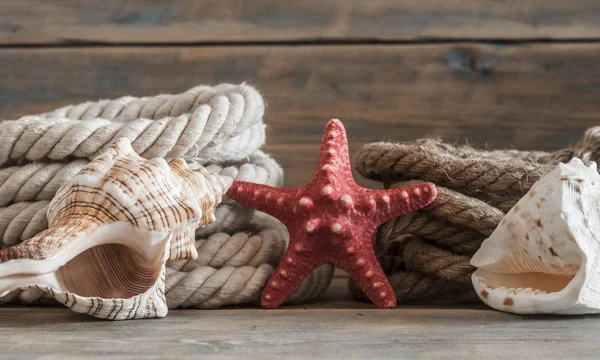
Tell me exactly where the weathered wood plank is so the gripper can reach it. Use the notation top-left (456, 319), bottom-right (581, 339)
top-left (0, 305), bottom-right (598, 359)
top-left (1, 0), bottom-right (600, 44)
top-left (0, 44), bottom-right (598, 187)
top-left (0, 276), bottom-right (592, 359)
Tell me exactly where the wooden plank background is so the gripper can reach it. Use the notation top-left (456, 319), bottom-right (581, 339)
top-left (1, 2), bottom-right (600, 187)
top-left (1, 43), bottom-right (599, 186)
top-left (2, 0), bottom-right (600, 44)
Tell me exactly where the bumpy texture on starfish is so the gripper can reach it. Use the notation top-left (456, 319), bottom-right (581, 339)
top-left (228, 119), bottom-right (437, 308)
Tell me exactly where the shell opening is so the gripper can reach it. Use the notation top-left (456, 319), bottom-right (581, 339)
top-left (0, 222), bottom-right (170, 301)
top-left (473, 268), bottom-right (579, 296)
top-left (472, 247), bottom-right (585, 314)
top-left (56, 243), bottom-right (163, 299)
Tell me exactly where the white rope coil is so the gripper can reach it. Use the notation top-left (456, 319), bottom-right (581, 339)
top-left (167, 212), bottom-right (333, 308)
top-left (43, 84), bottom-right (263, 133)
top-left (0, 201), bottom-right (49, 247)
top-left (0, 160), bottom-right (88, 206)
top-left (0, 84), bottom-right (265, 165)
top-left (0, 84), bottom-right (334, 308)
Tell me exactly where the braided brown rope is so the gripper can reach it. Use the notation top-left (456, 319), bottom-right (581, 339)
top-left (357, 139), bottom-right (554, 198)
top-left (351, 127), bottom-right (600, 305)
top-left (349, 268), bottom-right (478, 304)
top-left (375, 212), bottom-right (484, 255)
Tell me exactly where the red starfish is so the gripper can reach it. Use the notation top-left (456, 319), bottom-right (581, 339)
top-left (228, 119), bottom-right (437, 308)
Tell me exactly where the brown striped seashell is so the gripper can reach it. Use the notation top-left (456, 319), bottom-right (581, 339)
top-left (0, 138), bottom-right (232, 319)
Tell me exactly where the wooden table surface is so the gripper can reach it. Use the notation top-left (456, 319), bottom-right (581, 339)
top-left (2, 1), bottom-right (600, 358)
top-left (1, 277), bottom-right (598, 360)
top-left (4, 305), bottom-right (599, 360)
top-left (0, 286), bottom-right (600, 360)
top-left (0, 271), bottom-right (597, 360)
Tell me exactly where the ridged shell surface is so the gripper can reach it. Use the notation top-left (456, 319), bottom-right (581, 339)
top-left (0, 138), bottom-right (232, 319)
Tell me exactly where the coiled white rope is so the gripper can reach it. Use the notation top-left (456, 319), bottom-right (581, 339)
top-left (0, 84), bottom-right (265, 164)
top-left (0, 84), bottom-right (333, 308)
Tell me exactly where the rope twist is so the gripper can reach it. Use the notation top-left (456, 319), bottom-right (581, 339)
top-left (0, 84), bottom-right (333, 308)
top-left (351, 127), bottom-right (600, 304)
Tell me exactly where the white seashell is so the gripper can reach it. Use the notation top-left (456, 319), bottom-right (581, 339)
top-left (0, 138), bottom-right (232, 319)
top-left (471, 157), bottom-right (600, 315)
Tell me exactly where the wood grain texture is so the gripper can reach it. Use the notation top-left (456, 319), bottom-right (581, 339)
top-left (0, 44), bottom-right (597, 187)
top-left (1, 0), bottom-right (600, 44)
top-left (0, 304), bottom-right (599, 359)
top-left (0, 274), bottom-right (592, 359)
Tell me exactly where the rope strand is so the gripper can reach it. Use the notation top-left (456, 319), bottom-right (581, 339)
top-left (0, 84), bottom-right (333, 308)
top-left (352, 127), bottom-right (600, 305)
top-left (356, 139), bottom-right (553, 198)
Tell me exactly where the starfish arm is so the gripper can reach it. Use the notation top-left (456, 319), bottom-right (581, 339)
top-left (224, 120), bottom-right (432, 310)
top-left (228, 181), bottom-right (297, 220)
top-left (343, 248), bottom-right (397, 309)
top-left (366, 182), bottom-right (437, 224)
top-left (261, 243), bottom-right (322, 308)
top-left (317, 119), bottom-right (353, 178)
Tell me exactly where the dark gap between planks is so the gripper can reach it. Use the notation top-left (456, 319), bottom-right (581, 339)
top-left (0, 37), bottom-right (599, 49)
